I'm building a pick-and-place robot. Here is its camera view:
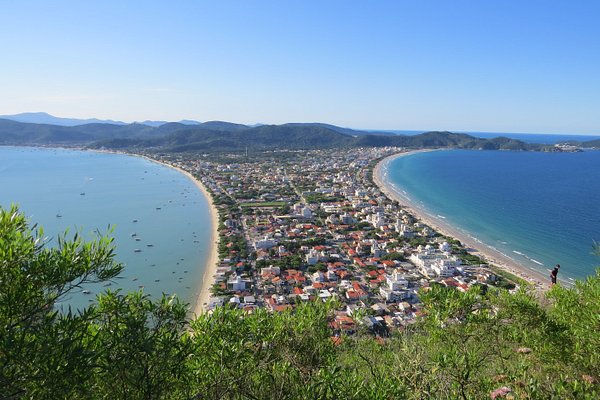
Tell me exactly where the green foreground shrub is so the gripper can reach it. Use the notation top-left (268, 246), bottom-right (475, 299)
top-left (1, 206), bottom-right (599, 399)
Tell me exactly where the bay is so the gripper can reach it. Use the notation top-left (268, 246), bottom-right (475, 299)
top-left (387, 150), bottom-right (600, 281)
top-left (0, 146), bottom-right (212, 310)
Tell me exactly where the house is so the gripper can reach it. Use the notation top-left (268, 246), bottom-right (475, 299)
top-left (227, 275), bottom-right (251, 291)
top-left (254, 236), bottom-right (277, 249)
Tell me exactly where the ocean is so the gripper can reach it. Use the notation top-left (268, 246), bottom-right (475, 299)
top-left (0, 146), bottom-right (212, 310)
top-left (386, 150), bottom-right (600, 281)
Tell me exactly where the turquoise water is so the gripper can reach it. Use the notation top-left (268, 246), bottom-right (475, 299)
top-left (0, 146), bottom-right (212, 310)
top-left (387, 150), bottom-right (600, 281)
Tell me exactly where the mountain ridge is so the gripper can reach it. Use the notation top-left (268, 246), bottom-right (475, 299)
top-left (2, 117), bottom-right (595, 152)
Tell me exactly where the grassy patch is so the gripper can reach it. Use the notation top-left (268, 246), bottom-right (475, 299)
top-left (488, 264), bottom-right (528, 286)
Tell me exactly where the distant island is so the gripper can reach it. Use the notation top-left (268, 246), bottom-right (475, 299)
top-left (0, 115), bottom-right (596, 152)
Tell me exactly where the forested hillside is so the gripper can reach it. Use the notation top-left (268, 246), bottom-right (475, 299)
top-left (0, 118), bottom-right (553, 152)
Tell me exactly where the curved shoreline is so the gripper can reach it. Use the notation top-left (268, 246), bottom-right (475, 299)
top-left (374, 150), bottom-right (550, 291)
top-left (139, 157), bottom-right (220, 316)
top-left (89, 148), bottom-right (220, 315)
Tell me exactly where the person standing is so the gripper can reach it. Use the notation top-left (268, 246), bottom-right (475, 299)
top-left (550, 264), bottom-right (560, 285)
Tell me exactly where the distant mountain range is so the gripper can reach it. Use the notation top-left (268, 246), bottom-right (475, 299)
top-left (0, 112), bottom-right (128, 126)
top-left (0, 112), bottom-right (204, 128)
top-left (0, 115), bottom-right (598, 152)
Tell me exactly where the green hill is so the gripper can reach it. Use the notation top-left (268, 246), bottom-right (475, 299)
top-left (0, 118), bottom-right (547, 152)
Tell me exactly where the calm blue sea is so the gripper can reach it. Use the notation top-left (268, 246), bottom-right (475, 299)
top-left (387, 150), bottom-right (600, 281)
top-left (0, 146), bottom-right (212, 310)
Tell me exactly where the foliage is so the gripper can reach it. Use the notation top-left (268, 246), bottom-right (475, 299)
top-left (0, 205), bottom-right (123, 398)
top-left (381, 252), bottom-right (406, 261)
top-left (5, 117), bottom-right (589, 152)
top-left (239, 201), bottom-right (286, 208)
top-left (1, 206), bottom-right (599, 399)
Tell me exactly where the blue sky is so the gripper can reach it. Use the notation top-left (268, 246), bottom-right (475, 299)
top-left (1, 1), bottom-right (599, 134)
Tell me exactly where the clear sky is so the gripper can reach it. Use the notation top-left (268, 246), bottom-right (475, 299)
top-left (1, 1), bottom-right (599, 134)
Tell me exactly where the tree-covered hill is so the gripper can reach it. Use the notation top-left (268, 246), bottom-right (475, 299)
top-left (581, 138), bottom-right (600, 148)
top-left (0, 118), bottom-right (552, 152)
top-left (1, 206), bottom-right (598, 399)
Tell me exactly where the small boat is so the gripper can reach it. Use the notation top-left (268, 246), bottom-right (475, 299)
top-left (82, 290), bottom-right (91, 295)
top-left (132, 219), bottom-right (138, 223)
top-left (134, 249), bottom-right (142, 253)
top-left (156, 207), bottom-right (162, 210)
top-left (80, 192), bottom-right (85, 196)
top-left (56, 214), bottom-right (62, 218)
top-left (131, 233), bottom-right (137, 237)
top-left (135, 238), bottom-right (141, 242)
top-left (146, 244), bottom-right (154, 247)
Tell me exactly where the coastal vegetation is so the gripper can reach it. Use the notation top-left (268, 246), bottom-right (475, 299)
top-left (1, 205), bottom-right (599, 399)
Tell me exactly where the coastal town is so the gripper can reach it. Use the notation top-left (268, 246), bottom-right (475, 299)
top-left (148, 148), bottom-right (521, 335)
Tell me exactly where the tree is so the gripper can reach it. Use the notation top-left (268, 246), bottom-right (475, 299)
top-left (90, 291), bottom-right (191, 399)
top-left (2, 205), bottom-right (599, 399)
top-left (0, 205), bottom-right (122, 397)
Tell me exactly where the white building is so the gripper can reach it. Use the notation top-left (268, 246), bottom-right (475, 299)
top-left (254, 236), bottom-right (277, 250)
top-left (306, 249), bottom-right (320, 265)
top-left (371, 242), bottom-right (384, 258)
top-left (396, 221), bottom-right (415, 238)
top-left (227, 275), bottom-right (249, 291)
top-left (380, 287), bottom-right (409, 302)
top-left (439, 241), bottom-right (452, 253)
top-left (387, 270), bottom-right (409, 291)
top-left (410, 245), bottom-right (460, 277)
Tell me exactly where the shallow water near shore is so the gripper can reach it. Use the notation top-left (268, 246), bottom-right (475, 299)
top-left (0, 146), bottom-right (212, 310)
top-left (386, 150), bottom-right (600, 281)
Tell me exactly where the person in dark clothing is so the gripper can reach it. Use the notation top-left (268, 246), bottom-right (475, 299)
top-left (550, 264), bottom-right (560, 285)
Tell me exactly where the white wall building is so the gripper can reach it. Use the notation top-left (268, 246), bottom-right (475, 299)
top-left (255, 236), bottom-right (277, 250)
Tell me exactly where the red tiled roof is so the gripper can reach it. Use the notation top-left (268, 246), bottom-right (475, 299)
top-left (293, 287), bottom-right (304, 295)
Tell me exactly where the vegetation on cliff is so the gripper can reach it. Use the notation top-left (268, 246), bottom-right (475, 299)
top-left (1, 206), bottom-right (598, 399)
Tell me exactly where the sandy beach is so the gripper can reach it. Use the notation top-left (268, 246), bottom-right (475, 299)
top-left (168, 166), bottom-right (220, 316)
top-left (374, 150), bottom-right (550, 291)
top-left (137, 156), bottom-right (220, 316)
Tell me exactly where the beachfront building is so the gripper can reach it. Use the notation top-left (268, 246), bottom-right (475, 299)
top-left (396, 221), bottom-right (415, 238)
top-left (410, 245), bottom-right (460, 278)
top-left (227, 274), bottom-right (252, 291)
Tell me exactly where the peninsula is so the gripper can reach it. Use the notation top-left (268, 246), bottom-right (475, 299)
top-left (142, 146), bottom-right (544, 323)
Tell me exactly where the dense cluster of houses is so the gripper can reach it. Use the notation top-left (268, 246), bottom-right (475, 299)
top-left (154, 148), bottom-right (507, 333)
